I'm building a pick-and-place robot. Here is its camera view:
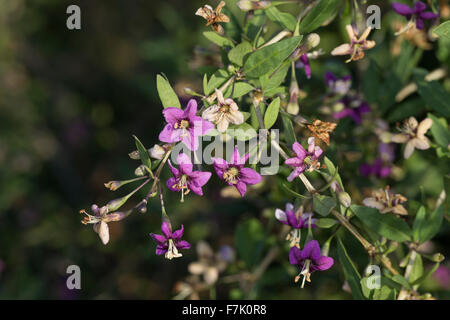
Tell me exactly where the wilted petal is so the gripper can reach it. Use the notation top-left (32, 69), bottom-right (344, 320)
top-left (331, 44), bottom-right (351, 56)
top-left (412, 137), bottom-right (430, 150)
top-left (216, 117), bottom-right (230, 132)
top-left (391, 133), bottom-right (409, 143)
top-left (188, 262), bottom-right (206, 275)
top-left (98, 221), bottom-right (110, 245)
top-left (404, 140), bottom-right (416, 159)
top-left (227, 109), bottom-right (244, 125)
top-left (393, 205), bottom-right (408, 215)
top-left (417, 118), bottom-right (432, 137)
top-left (204, 267), bottom-right (219, 285)
top-left (363, 197), bottom-right (385, 211)
top-left (202, 105), bottom-right (220, 121)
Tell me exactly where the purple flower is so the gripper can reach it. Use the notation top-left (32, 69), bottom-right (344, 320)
top-left (360, 158), bottom-right (391, 178)
top-left (392, 1), bottom-right (439, 30)
top-left (275, 203), bottom-right (317, 229)
top-left (159, 99), bottom-right (214, 151)
top-left (167, 153), bottom-right (211, 200)
top-left (332, 95), bottom-right (370, 124)
top-left (285, 137), bottom-right (323, 182)
top-left (289, 240), bottom-right (334, 287)
top-left (150, 222), bottom-right (191, 260)
top-left (360, 143), bottom-right (395, 178)
top-left (212, 146), bottom-right (262, 197)
top-left (295, 54), bottom-right (311, 79)
top-left (324, 72), bottom-right (352, 96)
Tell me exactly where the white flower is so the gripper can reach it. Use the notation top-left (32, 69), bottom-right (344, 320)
top-left (391, 117), bottom-right (432, 159)
top-left (202, 89), bottom-right (244, 132)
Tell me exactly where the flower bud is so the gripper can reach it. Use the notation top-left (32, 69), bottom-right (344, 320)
top-left (149, 144), bottom-right (166, 160)
top-left (431, 253), bottom-right (445, 263)
top-left (237, 0), bottom-right (270, 11)
top-left (135, 165), bottom-right (146, 176)
top-left (128, 150), bottom-right (140, 160)
top-left (306, 33), bottom-right (320, 50)
top-left (106, 195), bottom-right (130, 212)
top-left (104, 181), bottom-right (122, 191)
top-left (338, 192), bottom-right (352, 208)
top-left (287, 81), bottom-right (300, 115)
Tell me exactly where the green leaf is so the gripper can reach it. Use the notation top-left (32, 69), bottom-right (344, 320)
top-left (235, 218), bottom-right (265, 269)
top-left (205, 69), bottom-right (230, 95)
top-left (243, 36), bottom-right (302, 78)
top-left (281, 183), bottom-right (311, 200)
top-left (351, 205), bottom-right (412, 242)
top-left (260, 62), bottom-right (290, 92)
top-left (156, 74), bottom-right (181, 108)
top-left (228, 41), bottom-right (253, 66)
top-left (203, 31), bottom-right (233, 47)
top-left (315, 218), bottom-right (338, 228)
top-left (133, 135), bottom-right (151, 173)
top-left (391, 275), bottom-right (412, 290)
top-left (264, 97), bottom-right (280, 129)
top-left (411, 261), bottom-right (441, 286)
top-left (360, 277), bottom-right (397, 300)
top-left (228, 122), bottom-right (257, 141)
top-left (266, 6), bottom-right (297, 31)
top-left (409, 254), bottom-right (423, 285)
top-left (298, 0), bottom-right (341, 33)
top-left (433, 21), bottom-right (450, 40)
top-left (413, 69), bottom-right (450, 117)
top-left (313, 194), bottom-right (336, 216)
top-left (427, 113), bottom-right (450, 149)
top-left (229, 82), bottom-right (255, 98)
top-left (413, 206), bottom-right (427, 243)
top-left (281, 113), bottom-right (296, 146)
top-left (323, 156), bottom-right (344, 191)
top-left (415, 205), bottom-right (444, 243)
top-left (337, 237), bottom-right (365, 300)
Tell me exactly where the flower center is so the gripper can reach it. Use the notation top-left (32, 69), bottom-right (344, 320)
top-left (219, 104), bottom-right (230, 114)
top-left (223, 167), bottom-right (240, 184)
top-left (172, 174), bottom-right (191, 202)
top-left (174, 119), bottom-right (190, 130)
top-left (295, 259), bottom-right (312, 288)
top-left (165, 239), bottom-right (182, 260)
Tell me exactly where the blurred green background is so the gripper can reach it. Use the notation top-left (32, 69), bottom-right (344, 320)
top-left (0, 0), bottom-right (448, 299)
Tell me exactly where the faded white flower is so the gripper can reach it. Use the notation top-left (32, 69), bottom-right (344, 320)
top-left (391, 117), bottom-right (432, 159)
top-left (202, 89), bottom-right (244, 132)
top-left (187, 241), bottom-right (233, 285)
top-left (331, 25), bottom-right (376, 63)
top-left (363, 186), bottom-right (408, 216)
top-left (80, 204), bottom-right (127, 245)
